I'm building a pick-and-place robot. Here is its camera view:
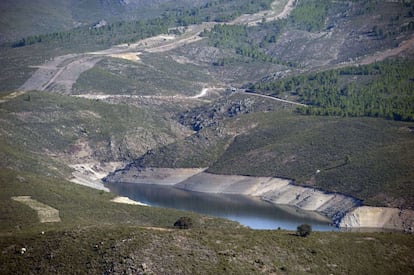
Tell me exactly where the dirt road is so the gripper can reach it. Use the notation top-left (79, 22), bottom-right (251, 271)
top-left (231, 0), bottom-right (295, 26)
top-left (19, 54), bottom-right (102, 94)
top-left (243, 91), bottom-right (307, 107)
top-left (73, 86), bottom-right (218, 101)
top-left (18, 0), bottom-right (414, 97)
top-left (18, 1), bottom-right (295, 95)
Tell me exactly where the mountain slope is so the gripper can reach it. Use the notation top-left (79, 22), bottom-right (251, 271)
top-left (110, 96), bottom-right (414, 209)
top-left (1, 0), bottom-right (414, 273)
top-left (0, 0), bottom-right (212, 42)
top-left (0, 91), bottom-right (190, 177)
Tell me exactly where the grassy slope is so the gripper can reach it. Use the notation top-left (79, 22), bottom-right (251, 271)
top-left (0, 0), bottom-right (73, 41)
top-left (134, 93), bottom-right (295, 168)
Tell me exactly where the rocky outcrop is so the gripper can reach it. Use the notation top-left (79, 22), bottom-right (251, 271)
top-left (178, 92), bottom-right (290, 131)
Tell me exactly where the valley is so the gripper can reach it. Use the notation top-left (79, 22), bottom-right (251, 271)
top-left (3, 1), bottom-right (412, 229)
top-left (1, 0), bottom-right (414, 273)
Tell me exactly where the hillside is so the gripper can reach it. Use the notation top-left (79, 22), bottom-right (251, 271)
top-left (2, 224), bottom-right (414, 274)
top-left (1, 0), bottom-right (414, 273)
top-left (99, 0), bottom-right (414, 209)
top-left (112, 99), bottom-right (414, 209)
top-left (1, 0), bottom-right (413, 216)
top-left (1, 0), bottom-right (413, 211)
top-left (0, 91), bottom-right (190, 177)
top-left (0, 0), bottom-right (214, 42)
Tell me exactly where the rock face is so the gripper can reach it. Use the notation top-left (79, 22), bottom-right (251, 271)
top-left (340, 206), bottom-right (414, 232)
top-left (104, 168), bottom-right (363, 227)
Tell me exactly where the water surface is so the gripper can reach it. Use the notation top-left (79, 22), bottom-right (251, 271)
top-left (105, 182), bottom-right (338, 231)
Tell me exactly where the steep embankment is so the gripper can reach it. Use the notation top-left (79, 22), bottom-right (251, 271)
top-left (340, 207), bottom-right (414, 231)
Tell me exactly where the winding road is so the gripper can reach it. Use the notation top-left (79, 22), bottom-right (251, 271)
top-left (17, 0), bottom-right (413, 102)
top-left (18, 1), bottom-right (297, 96)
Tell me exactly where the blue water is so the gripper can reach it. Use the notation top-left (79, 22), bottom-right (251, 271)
top-left (105, 182), bottom-right (338, 231)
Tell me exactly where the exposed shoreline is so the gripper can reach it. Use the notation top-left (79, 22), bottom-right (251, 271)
top-left (68, 163), bottom-right (414, 232)
top-left (104, 167), bottom-right (414, 232)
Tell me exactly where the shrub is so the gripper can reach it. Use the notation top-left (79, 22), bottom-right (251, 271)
top-left (296, 224), bottom-right (312, 237)
top-left (174, 216), bottom-right (193, 229)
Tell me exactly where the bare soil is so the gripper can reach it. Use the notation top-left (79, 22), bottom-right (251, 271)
top-left (230, 0), bottom-right (295, 26)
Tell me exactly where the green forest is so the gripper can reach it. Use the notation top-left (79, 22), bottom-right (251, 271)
top-left (251, 59), bottom-right (414, 121)
top-left (288, 0), bottom-right (331, 32)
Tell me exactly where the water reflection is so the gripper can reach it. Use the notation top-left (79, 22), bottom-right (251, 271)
top-left (105, 182), bottom-right (338, 231)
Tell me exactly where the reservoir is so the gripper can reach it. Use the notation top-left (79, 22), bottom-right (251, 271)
top-left (105, 182), bottom-right (338, 231)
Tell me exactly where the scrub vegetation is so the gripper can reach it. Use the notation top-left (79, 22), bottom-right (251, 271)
top-left (1, 0), bottom-right (414, 273)
top-left (1, 221), bottom-right (413, 274)
top-left (0, 91), bottom-right (182, 174)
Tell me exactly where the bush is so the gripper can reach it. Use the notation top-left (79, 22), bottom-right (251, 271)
top-left (296, 224), bottom-right (312, 237)
top-left (174, 216), bottom-right (193, 229)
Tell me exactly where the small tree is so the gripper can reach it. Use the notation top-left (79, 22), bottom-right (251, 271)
top-left (174, 216), bottom-right (193, 229)
top-left (296, 224), bottom-right (312, 237)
